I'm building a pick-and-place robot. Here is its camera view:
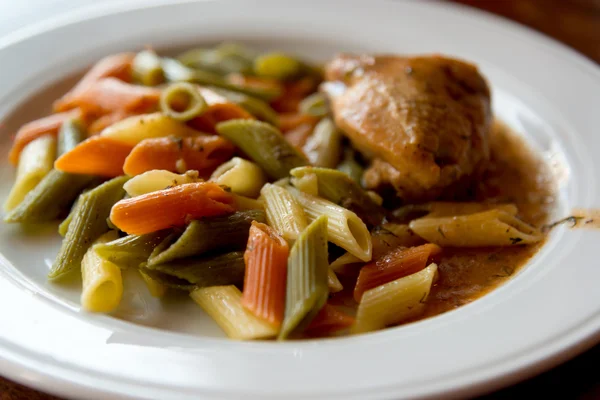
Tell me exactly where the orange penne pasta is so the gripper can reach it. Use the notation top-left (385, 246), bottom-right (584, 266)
top-left (87, 110), bottom-right (138, 135)
top-left (305, 304), bottom-right (355, 336)
top-left (54, 135), bottom-right (133, 177)
top-left (123, 135), bottom-right (235, 176)
top-left (53, 78), bottom-right (161, 116)
top-left (187, 87), bottom-right (254, 133)
top-left (284, 123), bottom-right (314, 152)
top-left (8, 108), bottom-right (84, 165)
top-left (54, 53), bottom-right (136, 112)
top-left (241, 221), bottom-right (289, 328)
top-left (271, 77), bottom-right (319, 113)
top-left (279, 113), bottom-right (319, 133)
top-left (110, 182), bottom-right (235, 235)
top-left (226, 74), bottom-right (283, 95)
top-left (354, 243), bottom-right (442, 302)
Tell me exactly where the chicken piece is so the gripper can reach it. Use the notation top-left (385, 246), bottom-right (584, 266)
top-left (322, 54), bottom-right (492, 201)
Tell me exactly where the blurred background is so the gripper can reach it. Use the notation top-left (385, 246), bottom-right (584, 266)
top-left (0, 0), bottom-right (598, 399)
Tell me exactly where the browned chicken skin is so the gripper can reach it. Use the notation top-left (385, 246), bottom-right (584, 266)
top-left (322, 54), bottom-right (492, 202)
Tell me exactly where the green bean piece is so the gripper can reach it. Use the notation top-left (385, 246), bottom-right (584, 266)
top-left (279, 215), bottom-right (329, 340)
top-left (177, 43), bottom-right (254, 75)
top-left (48, 176), bottom-right (129, 280)
top-left (299, 93), bottom-right (328, 117)
top-left (132, 50), bottom-right (164, 86)
top-left (254, 52), bottom-right (301, 80)
top-left (144, 251), bottom-right (245, 288)
top-left (162, 58), bottom-right (280, 101)
top-left (94, 230), bottom-right (170, 269)
top-left (57, 118), bottom-right (86, 157)
top-left (336, 148), bottom-right (364, 184)
top-left (159, 82), bottom-right (208, 121)
top-left (148, 210), bottom-right (265, 266)
top-left (216, 119), bottom-right (308, 180)
top-left (290, 166), bottom-right (386, 226)
top-left (207, 86), bottom-right (279, 126)
top-left (4, 170), bottom-right (94, 223)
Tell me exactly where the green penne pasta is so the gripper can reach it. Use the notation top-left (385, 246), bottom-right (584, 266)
top-left (336, 148), bottom-right (363, 183)
top-left (279, 215), bottom-right (329, 339)
top-left (207, 86), bottom-right (279, 126)
top-left (302, 118), bottom-right (341, 168)
top-left (132, 49), bottom-right (164, 86)
top-left (57, 118), bottom-right (86, 157)
top-left (48, 176), bottom-right (129, 280)
top-left (148, 210), bottom-right (265, 266)
top-left (261, 183), bottom-right (308, 243)
top-left (216, 119), bottom-right (308, 180)
top-left (144, 251), bottom-right (245, 288)
top-left (299, 92), bottom-right (329, 117)
top-left (159, 82), bottom-right (208, 121)
top-left (58, 197), bottom-right (80, 237)
top-left (94, 230), bottom-right (170, 269)
top-left (254, 52), bottom-right (301, 80)
top-left (290, 166), bottom-right (386, 226)
top-left (177, 43), bottom-right (254, 75)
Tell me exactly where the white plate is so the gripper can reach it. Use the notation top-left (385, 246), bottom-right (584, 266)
top-left (0, 1), bottom-right (599, 399)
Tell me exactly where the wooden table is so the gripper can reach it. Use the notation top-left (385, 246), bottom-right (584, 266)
top-left (1, 0), bottom-right (599, 399)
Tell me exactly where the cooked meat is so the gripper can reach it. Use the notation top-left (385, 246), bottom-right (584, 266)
top-left (322, 54), bottom-right (492, 201)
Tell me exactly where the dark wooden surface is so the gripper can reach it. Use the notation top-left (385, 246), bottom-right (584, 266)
top-left (1, 0), bottom-right (599, 399)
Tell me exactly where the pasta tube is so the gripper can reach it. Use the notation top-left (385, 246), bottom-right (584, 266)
top-left (261, 183), bottom-right (308, 243)
top-left (207, 87), bottom-right (279, 126)
top-left (159, 82), bottom-right (207, 121)
top-left (336, 148), bottom-right (363, 183)
top-left (302, 118), bottom-right (341, 169)
top-left (124, 170), bottom-right (200, 197)
top-left (253, 52), bottom-right (301, 80)
top-left (148, 210), bottom-right (266, 265)
top-left (94, 230), bottom-right (170, 269)
top-left (210, 157), bottom-right (267, 198)
top-left (353, 263), bottom-right (438, 334)
top-left (327, 268), bottom-right (343, 293)
top-left (4, 135), bottom-right (56, 211)
top-left (298, 92), bottom-right (328, 117)
top-left (139, 270), bottom-right (168, 298)
top-left (279, 215), bottom-right (329, 339)
top-left (81, 231), bottom-right (123, 313)
top-left (191, 285), bottom-right (278, 340)
top-left (409, 209), bottom-right (543, 247)
top-left (49, 176), bottom-right (129, 280)
top-left (216, 119), bottom-right (308, 179)
top-left (132, 49), bottom-right (164, 86)
top-left (177, 43), bottom-right (254, 75)
top-left (287, 186), bottom-right (372, 261)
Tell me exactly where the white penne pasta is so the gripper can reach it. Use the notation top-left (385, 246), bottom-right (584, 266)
top-left (328, 268), bottom-right (343, 293)
top-left (290, 173), bottom-right (319, 196)
top-left (287, 186), bottom-right (372, 261)
top-left (395, 201), bottom-right (518, 220)
top-left (4, 135), bottom-right (56, 211)
top-left (353, 263), bottom-right (437, 334)
top-left (409, 209), bottom-right (543, 247)
top-left (81, 231), bottom-right (124, 313)
top-left (302, 118), bottom-right (341, 168)
top-left (210, 157), bottom-right (267, 198)
top-left (191, 285), bottom-right (278, 340)
top-left (124, 170), bottom-right (200, 197)
top-left (231, 193), bottom-right (265, 211)
top-left (261, 183), bottom-right (308, 242)
top-left (329, 252), bottom-right (363, 275)
top-left (101, 112), bottom-right (201, 145)
top-left (139, 270), bottom-right (167, 298)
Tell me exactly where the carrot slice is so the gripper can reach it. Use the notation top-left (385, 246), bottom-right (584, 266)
top-left (54, 135), bottom-right (133, 177)
top-left (305, 304), bottom-right (355, 336)
top-left (9, 109), bottom-right (83, 165)
top-left (123, 135), bottom-right (235, 176)
top-left (354, 243), bottom-right (442, 302)
top-left (110, 182), bottom-right (236, 235)
top-left (54, 53), bottom-right (135, 112)
top-left (279, 113), bottom-right (319, 133)
top-left (241, 221), bottom-right (289, 328)
top-left (54, 77), bottom-right (161, 116)
top-left (88, 111), bottom-right (138, 135)
top-left (187, 87), bottom-right (254, 133)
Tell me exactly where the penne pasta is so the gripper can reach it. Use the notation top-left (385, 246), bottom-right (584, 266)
top-left (210, 157), bottom-right (267, 198)
top-left (4, 135), bottom-right (56, 211)
top-left (81, 231), bottom-right (123, 313)
top-left (55, 135), bottom-right (133, 177)
top-left (100, 112), bottom-right (201, 146)
top-left (409, 209), bottom-right (543, 247)
top-left (279, 215), bottom-right (329, 339)
top-left (191, 285), bottom-right (278, 340)
top-left (287, 186), bottom-right (372, 262)
top-left (207, 87), bottom-right (279, 126)
top-left (302, 117), bottom-right (342, 168)
top-left (298, 92), bottom-right (329, 117)
top-left (177, 43), bottom-right (254, 75)
top-left (305, 304), bottom-right (354, 336)
top-left (254, 52), bottom-right (301, 80)
top-left (216, 119), bottom-right (308, 179)
top-left (260, 183), bottom-right (308, 243)
top-left (148, 210), bottom-right (265, 265)
top-left (132, 50), bottom-right (164, 86)
top-left (394, 201), bottom-right (518, 220)
top-left (353, 263), bottom-right (438, 334)
top-left (124, 170), bottom-right (200, 197)
top-left (242, 222), bottom-right (289, 328)
top-left (290, 172), bottom-right (318, 196)
top-left (231, 193), bottom-right (264, 211)
top-left (57, 118), bottom-right (86, 158)
top-left (327, 268), bottom-right (343, 293)
top-left (94, 230), bottom-right (170, 269)
top-left (329, 252), bottom-right (363, 276)
top-left (336, 148), bottom-right (364, 183)
top-left (139, 270), bottom-right (168, 298)
top-left (49, 176), bottom-right (129, 280)
top-left (159, 82), bottom-right (208, 121)
top-left (370, 223), bottom-right (426, 259)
